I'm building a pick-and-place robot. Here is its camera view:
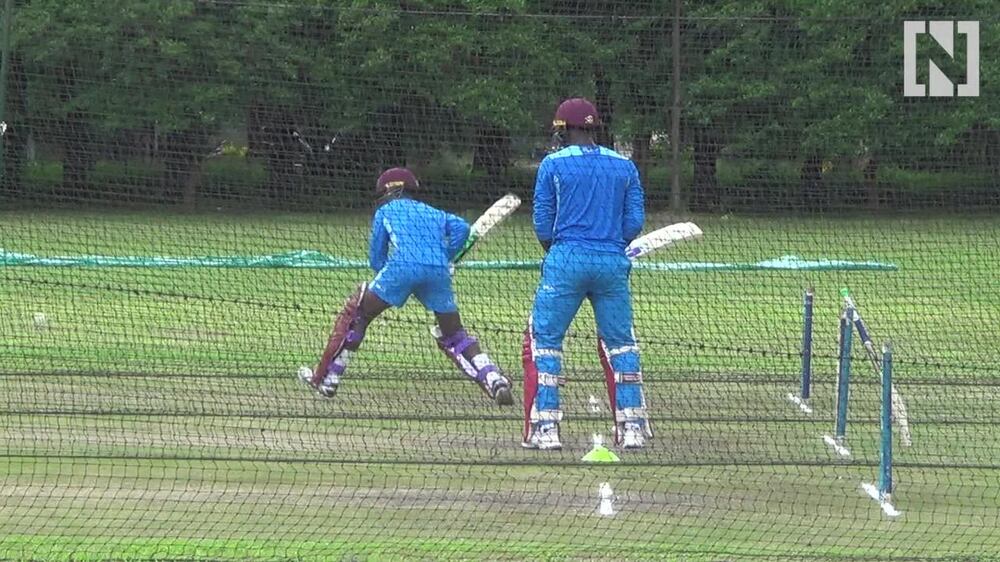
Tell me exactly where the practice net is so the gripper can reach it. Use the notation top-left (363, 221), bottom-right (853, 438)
top-left (1, 2), bottom-right (998, 559)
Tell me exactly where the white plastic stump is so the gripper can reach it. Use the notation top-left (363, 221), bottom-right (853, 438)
top-left (588, 395), bottom-right (602, 413)
top-left (786, 393), bottom-right (813, 414)
top-left (862, 483), bottom-right (901, 517)
top-left (598, 482), bottom-right (616, 517)
top-left (822, 434), bottom-right (851, 457)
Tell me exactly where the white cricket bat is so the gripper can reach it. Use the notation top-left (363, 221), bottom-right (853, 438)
top-left (625, 222), bottom-right (703, 260)
top-left (453, 194), bottom-right (521, 262)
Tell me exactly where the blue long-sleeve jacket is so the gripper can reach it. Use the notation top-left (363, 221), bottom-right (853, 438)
top-left (533, 144), bottom-right (645, 254)
top-left (369, 198), bottom-right (470, 271)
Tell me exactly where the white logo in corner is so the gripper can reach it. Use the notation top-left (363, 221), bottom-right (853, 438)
top-left (904, 21), bottom-right (979, 97)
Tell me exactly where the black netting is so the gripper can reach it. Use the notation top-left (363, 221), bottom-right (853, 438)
top-left (1, 1), bottom-right (998, 559)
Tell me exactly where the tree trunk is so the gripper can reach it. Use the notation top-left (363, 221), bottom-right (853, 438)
top-left (989, 132), bottom-right (1000, 205)
top-left (1, 54), bottom-right (29, 196)
top-left (631, 131), bottom-right (651, 186)
top-left (370, 106), bottom-right (404, 171)
top-left (182, 164), bottom-right (204, 210)
top-left (863, 156), bottom-right (878, 210)
top-left (370, 111), bottom-right (404, 174)
top-left (799, 153), bottom-right (824, 212)
top-left (246, 101), bottom-right (265, 160)
top-left (247, 101), bottom-right (300, 201)
top-left (0, 149), bottom-right (16, 197)
top-left (54, 66), bottom-right (96, 200)
top-left (163, 126), bottom-right (210, 207)
top-left (691, 128), bottom-right (721, 212)
top-left (594, 64), bottom-right (614, 148)
top-left (61, 111), bottom-right (96, 199)
top-left (472, 123), bottom-right (511, 182)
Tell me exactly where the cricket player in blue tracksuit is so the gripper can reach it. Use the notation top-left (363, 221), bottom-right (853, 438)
top-left (299, 168), bottom-right (513, 406)
top-left (522, 98), bottom-right (649, 450)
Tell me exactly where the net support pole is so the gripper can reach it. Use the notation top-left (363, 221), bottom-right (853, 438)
top-left (878, 341), bottom-right (893, 498)
top-left (0, 0), bottom-right (13, 178)
top-left (669, 0), bottom-right (682, 213)
top-left (787, 287), bottom-right (814, 413)
top-left (841, 288), bottom-right (912, 446)
top-left (834, 306), bottom-right (853, 440)
top-left (862, 340), bottom-right (900, 516)
top-left (823, 306), bottom-right (852, 456)
top-left (801, 287), bottom-right (814, 399)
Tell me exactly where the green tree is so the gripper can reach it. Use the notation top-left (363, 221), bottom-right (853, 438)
top-left (783, 0), bottom-right (999, 209)
top-left (16, 0), bottom-right (242, 203)
top-left (355, 1), bottom-right (572, 184)
top-left (678, 0), bottom-right (998, 211)
top-left (541, 1), bottom-right (675, 184)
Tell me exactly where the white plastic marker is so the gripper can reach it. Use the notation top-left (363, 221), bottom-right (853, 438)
top-left (787, 393), bottom-right (813, 414)
top-left (822, 434), bottom-right (851, 457)
top-left (33, 312), bottom-right (49, 332)
top-left (861, 482), bottom-right (902, 517)
top-left (598, 482), bottom-right (616, 517)
top-left (453, 194), bottom-right (522, 262)
top-left (841, 289), bottom-right (912, 447)
top-left (588, 395), bottom-right (602, 413)
top-left (625, 222), bottom-right (703, 261)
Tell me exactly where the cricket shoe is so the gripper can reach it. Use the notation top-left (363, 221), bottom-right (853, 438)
top-left (488, 375), bottom-right (514, 407)
top-left (619, 422), bottom-right (646, 450)
top-left (297, 366), bottom-right (338, 398)
top-left (522, 422), bottom-right (562, 450)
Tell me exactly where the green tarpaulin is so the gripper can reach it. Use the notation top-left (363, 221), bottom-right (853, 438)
top-left (0, 248), bottom-right (897, 272)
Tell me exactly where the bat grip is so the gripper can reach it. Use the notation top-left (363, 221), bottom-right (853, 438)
top-left (453, 234), bottom-right (478, 263)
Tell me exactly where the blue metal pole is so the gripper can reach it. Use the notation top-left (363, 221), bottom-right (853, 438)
top-left (879, 341), bottom-right (893, 498)
top-left (835, 307), bottom-right (853, 440)
top-left (801, 288), bottom-right (814, 400)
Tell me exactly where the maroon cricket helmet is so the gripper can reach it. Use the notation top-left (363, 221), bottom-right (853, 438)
top-left (375, 167), bottom-right (419, 198)
top-left (552, 97), bottom-right (601, 130)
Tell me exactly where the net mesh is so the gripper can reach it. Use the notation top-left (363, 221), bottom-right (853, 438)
top-left (1, 1), bottom-right (999, 559)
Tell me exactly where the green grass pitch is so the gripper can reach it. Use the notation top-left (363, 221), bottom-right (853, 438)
top-left (1, 211), bottom-right (999, 560)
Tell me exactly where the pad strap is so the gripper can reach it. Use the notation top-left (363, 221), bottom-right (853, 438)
top-left (606, 345), bottom-right (640, 356)
top-left (440, 329), bottom-right (477, 356)
top-left (471, 353), bottom-right (499, 381)
top-left (476, 364), bottom-right (499, 381)
top-left (615, 407), bottom-right (649, 423)
top-left (434, 328), bottom-right (499, 392)
top-left (538, 373), bottom-right (561, 387)
top-left (534, 348), bottom-right (566, 385)
top-left (615, 372), bottom-right (643, 384)
top-left (530, 402), bottom-right (563, 423)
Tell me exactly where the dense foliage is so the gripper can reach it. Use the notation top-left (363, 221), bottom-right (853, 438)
top-left (1, 0), bottom-right (997, 210)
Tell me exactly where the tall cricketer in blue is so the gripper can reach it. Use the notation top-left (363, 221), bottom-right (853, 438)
top-left (522, 98), bottom-right (651, 450)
